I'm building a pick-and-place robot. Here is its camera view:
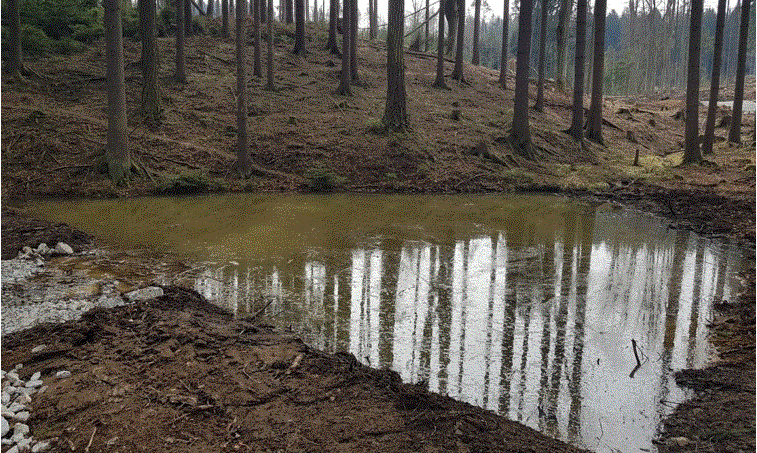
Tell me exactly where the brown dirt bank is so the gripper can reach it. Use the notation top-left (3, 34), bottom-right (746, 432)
top-left (1, 286), bottom-right (587, 453)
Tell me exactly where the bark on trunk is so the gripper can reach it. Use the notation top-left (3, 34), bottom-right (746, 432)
top-left (140, 0), bottom-right (161, 122)
top-left (105, 0), bottom-right (130, 183)
top-left (286, 0), bottom-right (294, 23)
top-left (9, 0), bottom-right (23, 80)
top-left (535, 0), bottom-right (549, 111)
top-left (586, 0), bottom-right (606, 144)
top-left (236, 0), bottom-right (252, 175)
top-left (451, 0), bottom-right (465, 80)
top-left (424, 0), bottom-right (429, 51)
top-left (382, 0), bottom-right (408, 130)
top-left (293, 0), bottom-right (305, 54)
top-left (254, 0), bottom-right (263, 75)
top-left (471, 0), bottom-right (481, 65)
top-left (185, 0), bottom-right (192, 35)
top-left (327, 0), bottom-right (341, 54)
top-left (433, 0), bottom-right (448, 88)
top-left (266, 0), bottom-right (275, 89)
top-left (569, 0), bottom-right (587, 141)
top-left (728, 0), bottom-right (751, 143)
top-left (510, 0), bottom-right (534, 159)
top-left (176, 0), bottom-right (187, 82)
top-left (498, 0), bottom-right (509, 88)
top-left (683, 0), bottom-right (703, 163)
top-left (336, 0), bottom-right (351, 94)
top-left (555, 0), bottom-right (572, 90)
top-left (702, 0), bottom-right (727, 154)
top-left (350, 0), bottom-right (359, 81)
top-left (222, 0), bottom-right (230, 38)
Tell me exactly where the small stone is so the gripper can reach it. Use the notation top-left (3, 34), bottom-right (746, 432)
top-left (11, 430), bottom-right (26, 443)
top-left (32, 442), bottom-right (50, 453)
top-left (2, 416), bottom-right (9, 437)
top-left (0, 371), bottom-right (5, 379)
top-left (30, 345), bottom-right (46, 354)
top-left (16, 437), bottom-right (32, 451)
top-left (1, 393), bottom-right (9, 405)
top-left (55, 371), bottom-right (71, 379)
top-left (13, 424), bottom-right (29, 436)
top-left (36, 387), bottom-right (47, 395)
top-left (17, 395), bottom-right (31, 405)
top-left (7, 445), bottom-right (19, 453)
top-left (14, 364), bottom-right (22, 371)
top-left (2, 438), bottom-right (12, 445)
top-left (124, 286), bottom-right (163, 301)
top-left (35, 243), bottom-right (50, 255)
top-left (8, 403), bottom-right (25, 413)
top-left (54, 242), bottom-right (74, 255)
top-left (6, 372), bottom-right (20, 383)
top-left (24, 381), bottom-right (43, 389)
top-left (12, 412), bottom-right (29, 423)
top-left (105, 437), bottom-right (119, 446)
top-left (29, 373), bottom-right (40, 382)
top-left (1, 409), bottom-right (14, 419)
top-left (669, 437), bottom-right (690, 447)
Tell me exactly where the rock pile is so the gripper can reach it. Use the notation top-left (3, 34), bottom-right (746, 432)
top-left (1, 363), bottom-right (60, 452)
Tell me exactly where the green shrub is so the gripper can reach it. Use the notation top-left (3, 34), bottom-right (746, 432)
top-left (304, 165), bottom-right (346, 192)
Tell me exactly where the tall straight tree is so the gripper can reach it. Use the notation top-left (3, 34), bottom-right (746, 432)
top-left (569, 0), bottom-right (587, 141)
top-left (326, 0), bottom-right (341, 54)
top-left (293, 0), bottom-right (305, 54)
top-left (702, 0), bottom-right (727, 155)
top-left (683, 0), bottom-right (703, 163)
top-left (535, 0), bottom-right (549, 111)
top-left (336, 0), bottom-right (351, 94)
top-left (350, 0), bottom-right (359, 81)
top-left (104, 0), bottom-right (130, 183)
top-left (140, 0), bottom-right (161, 122)
top-left (511, 0), bottom-right (535, 159)
top-left (424, 0), bottom-right (429, 50)
top-left (370, 0), bottom-right (378, 39)
top-left (254, 0), bottom-right (262, 76)
top-left (185, 0), bottom-right (192, 35)
top-left (433, 0), bottom-right (448, 88)
top-left (451, 0), bottom-right (465, 80)
top-left (8, 0), bottom-right (23, 80)
top-left (382, 0), bottom-right (408, 129)
top-left (286, 0), bottom-right (294, 22)
top-left (260, 0), bottom-right (265, 21)
top-left (586, 0), bottom-right (606, 143)
top-left (265, 0), bottom-right (275, 89)
top-left (176, 0), bottom-right (187, 82)
top-left (498, 0), bottom-right (509, 88)
top-left (471, 0), bottom-right (482, 64)
top-left (728, 0), bottom-right (751, 143)
top-left (555, 0), bottom-right (572, 90)
top-left (222, 0), bottom-right (230, 38)
top-left (235, 0), bottom-right (252, 174)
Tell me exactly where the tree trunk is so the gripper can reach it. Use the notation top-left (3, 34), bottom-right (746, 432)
top-left (535, 0), bottom-right (549, 111)
top-left (266, 0), bottom-right (275, 89)
top-left (9, 0), bottom-right (23, 80)
top-left (222, 0), bottom-right (230, 38)
top-left (370, 0), bottom-right (378, 39)
top-left (260, 0), bottom-right (265, 22)
top-left (586, 0), bottom-right (606, 143)
top-left (728, 0), bottom-right (750, 143)
top-left (555, 0), bottom-right (572, 90)
top-left (293, 0), bottom-right (305, 54)
top-left (569, 0), bottom-right (587, 141)
top-left (451, 0), bottom-right (465, 80)
top-left (206, 0), bottom-right (213, 17)
top-left (433, 0), bottom-right (448, 88)
top-left (511, 0), bottom-right (534, 159)
top-left (498, 0), bottom-right (509, 88)
top-left (140, 0), bottom-right (161, 122)
top-left (683, 0), bottom-right (703, 163)
top-left (254, 0), bottom-right (263, 75)
top-left (424, 0), bottom-right (429, 51)
top-left (235, 0), bottom-right (252, 175)
top-left (286, 0), bottom-right (294, 23)
top-left (471, 0), bottom-right (481, 65)
top-left (327, 0), bottom-right (341, 54)
top-left (445, 0), bottom-right (457, 54)
top-left (176, 0), bottom-right (187, 82)
top-left (185, 0), bottom-right (192, 35)
top-left (382, 0), bottom-right (408, 130)
top-left (104, 0), bottom-right (130, 183)
top-left (336, 0), bottom-right (351, 94)
top-left (702, 0), bottom-right (727, 154)
top-left (350, 0), bottom-right (359, 81)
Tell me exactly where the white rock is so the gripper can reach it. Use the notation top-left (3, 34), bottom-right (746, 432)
top-left (24, 381), bottom-right (42, 389)
top-left (14, 365), bottom-right (22, 371)
top-left (7, 445), bottom-right (19, 453)
top-left (32, 441), bottom-right (50, 453)
top-left (29, 373), bottom-right (40, 382)
top-left (13, 423), bottom-right (29, 436)
top-left (30, 345), bottom-right (46, 354)
top-left (16, 437), bottom-right (32, 451)
top-left (1, 393), bottom-right (8, 405)
top-left (12, 412), bottom-right (29, 423)
top-left (11, 430), bottom-right (26, 443)
top-left (2, 438), bottom-right (12, 444)
top-left (55, 371), bottom-right (71, 379)
top-left (54, 243), bottom-right (74, 255)
top-left (1, 416), bottom-right (9, 437)
top-left (36, 387), bottom-right (47, 395)
top-left (124, 286), bottom-right (163, 301)
top-left (35, 243), bottom-right (50, 255)
top-left (1, 371), bottom-right (6, 379)
top-left (6, 372), bottom-right (20, 383)
top-left (8, 403), bottom-right (25, 413)
top-left (17, 395), bottom-right (31, 405)
top-left (1, 409), bottom-right (14, 419)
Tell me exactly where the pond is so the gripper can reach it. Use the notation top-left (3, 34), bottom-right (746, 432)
top-left (21, 193), bottom-right (743, 453)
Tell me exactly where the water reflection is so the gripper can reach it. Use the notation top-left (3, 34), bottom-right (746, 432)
top-left (194, 208), bottom-right (739, 452)
top-left (23, 194), bottom-right (742, 453)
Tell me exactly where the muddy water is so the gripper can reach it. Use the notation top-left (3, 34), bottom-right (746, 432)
top-left (23, 194), bottom-right (742, 453)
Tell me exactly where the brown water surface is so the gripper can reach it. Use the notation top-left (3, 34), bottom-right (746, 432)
top-left (23, 193), bottom-right (743, 453)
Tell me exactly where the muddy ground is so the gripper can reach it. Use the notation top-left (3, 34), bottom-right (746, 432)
top-left (1, 19), bottom-right (755, 452)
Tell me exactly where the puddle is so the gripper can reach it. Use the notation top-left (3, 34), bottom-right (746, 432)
top-left (19, 193), bottom-right (743, 452)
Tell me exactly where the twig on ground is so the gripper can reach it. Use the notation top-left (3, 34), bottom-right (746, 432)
top-left (84, 426), bottom-right (96, 453)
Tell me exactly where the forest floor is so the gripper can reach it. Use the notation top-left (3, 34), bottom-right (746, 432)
top-left (1, 20), bottom-right (755, 452)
